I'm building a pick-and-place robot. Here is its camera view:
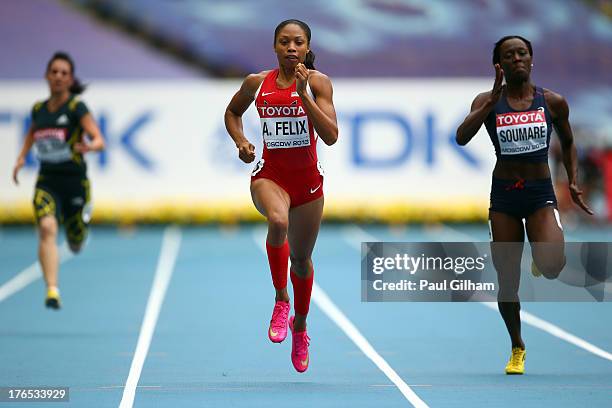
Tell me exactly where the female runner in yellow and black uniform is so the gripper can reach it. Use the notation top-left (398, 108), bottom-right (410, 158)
top-left (12, 52), bottom-right (105, 309)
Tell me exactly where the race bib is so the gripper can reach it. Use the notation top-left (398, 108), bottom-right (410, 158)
top-left (259, 105), bottom-right (310, 149)
top-left (33, 128), bottom-right (72, 162)
top-left (496, 108), bottom-right (548, 155)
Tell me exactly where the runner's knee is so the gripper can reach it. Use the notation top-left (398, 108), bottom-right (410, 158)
top-left (289, 255), bottom-right (312, 277)
top-left (267, 211), bottom-right (289, 236)
top-left (38, 217), bottom-right (58, 240)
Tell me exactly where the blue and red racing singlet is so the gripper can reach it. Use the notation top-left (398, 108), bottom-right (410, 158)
top-left (484, 86), bottom-right (553, 162)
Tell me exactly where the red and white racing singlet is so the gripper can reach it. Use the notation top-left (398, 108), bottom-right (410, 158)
top-left (255, 69), bottom-right (318, 170)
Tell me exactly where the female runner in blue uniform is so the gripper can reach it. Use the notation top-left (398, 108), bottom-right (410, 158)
top-left (456, 36), bottom-right (592, 374)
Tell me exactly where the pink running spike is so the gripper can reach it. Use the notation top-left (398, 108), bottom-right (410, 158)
top-left (289, 316), bottom-right (310, 373)
top-left (268, 301), bottom-right (290, 343)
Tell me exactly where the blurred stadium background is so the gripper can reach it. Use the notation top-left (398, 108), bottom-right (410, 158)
top-left (1, 1), bottom-right (611, 407)
top-left (1, 0), bottom-right (611, 224)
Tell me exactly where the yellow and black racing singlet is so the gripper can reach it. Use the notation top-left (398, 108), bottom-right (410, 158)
top-left (31, 95), bottom-right (90, 176)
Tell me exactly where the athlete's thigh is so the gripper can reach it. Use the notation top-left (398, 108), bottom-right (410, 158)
top-left (33, 176), bottom-right (61, 222)
top-left (525, 206), bottom-right (565, 271)
top-left (525, 206), bottom-right (564, 243)
top-left (287, 196), bottom-right (324, 258)
top-left (62, 178), bottom-right (91, 247)
top-left (489, 210), bottom-right (525, 243)
top-left (489, 211), bottom-right (525, 290)
top-left (250, 178), bottom-right (291, 218)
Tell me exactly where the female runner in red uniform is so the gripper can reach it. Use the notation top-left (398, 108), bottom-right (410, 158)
top-left (225, 20), bottom-right (338, 373)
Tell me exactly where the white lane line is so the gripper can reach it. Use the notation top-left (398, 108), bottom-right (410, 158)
top-left (312, 285), bottom-right (429, 407)
top-left (371, 384), bottom-right (432, 388)
top-left (0, 244), bottom-right (74, 303)
top-left (442, 224), bottom-right (612, 362)
top-left (119, 226), bottom-right (182, 408)
top-left (341, 225), bottom-right (377, 251)
top-left (480, 302), bottom-right (612, 361)
top-left (346, 224), bottom-right (612, 363)
top-left (253, 227), bottom-right (428, 408)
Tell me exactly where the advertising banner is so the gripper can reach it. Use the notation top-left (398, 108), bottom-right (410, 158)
top-left (0, 79), bottom-right (496, 222)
